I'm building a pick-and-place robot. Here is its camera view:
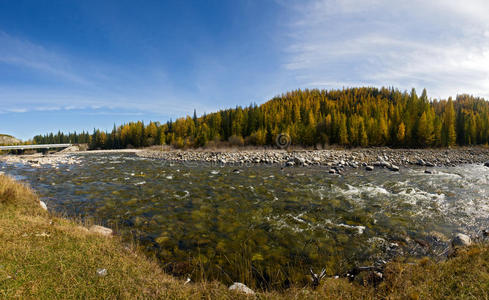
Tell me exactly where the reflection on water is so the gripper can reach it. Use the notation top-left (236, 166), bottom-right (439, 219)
top-left (2, 153), bottom-right (489, 288)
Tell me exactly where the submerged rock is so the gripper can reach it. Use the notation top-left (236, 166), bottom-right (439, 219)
top-left (451, 233), bottom-right (471, 247)
top-left (389, 165), bottom-right (400, 171)
top-left (89, 225), bottom-right (113, 237)
top-left (285, 161), bottom-right (295, 167)
top-left (228, 282), bottom-right (255, 295)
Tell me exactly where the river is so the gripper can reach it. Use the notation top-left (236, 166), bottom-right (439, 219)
top-left (2, 152), bottom-right (489, 289)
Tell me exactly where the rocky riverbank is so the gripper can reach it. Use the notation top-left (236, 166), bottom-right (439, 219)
top-left (3, 147), bottom-right (489, 171)
top-left (0, 152), bottom-right (82, 167)
top-left (137, 147), bottom-right (489, 171)
top-left (0, 149), bottom-right (141, 168)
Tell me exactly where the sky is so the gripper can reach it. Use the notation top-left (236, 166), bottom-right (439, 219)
top-left (0, 0), bottom-right (488, 140)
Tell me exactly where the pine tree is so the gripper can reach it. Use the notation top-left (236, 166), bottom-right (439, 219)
top-left (359, 120), bottom-right (368, 147)
top-left (339, 115), bottom-right (349, 145)
top-left (442, 98), bottom-right (456, 146)
top-left (396, 122), bottom-right (405, 144)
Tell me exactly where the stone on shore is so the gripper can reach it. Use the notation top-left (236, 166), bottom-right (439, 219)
top-left (96, 268), bottom-right (108, 277)
top-left (293, 157), bottom-right (305, 166)
top-left (39, 200), bottom-right (48, 211)
top-left (228, 282), bottom-right (255, 295)
top-left (451, 233), bottom-right (472, 247)
top-left (89, 225), bottom-right (113, 237)
top-left (366, 165), bottom-right (374, 171)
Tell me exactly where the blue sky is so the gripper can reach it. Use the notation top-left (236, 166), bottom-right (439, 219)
top-left (1, 0), bottom-right (488, 140)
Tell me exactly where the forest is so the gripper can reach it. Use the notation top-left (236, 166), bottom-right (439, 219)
top-left (32, 87), bottom-right (489, 149)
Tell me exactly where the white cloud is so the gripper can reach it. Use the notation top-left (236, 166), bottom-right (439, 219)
top-left (282, 0), bottom-right (489, 99)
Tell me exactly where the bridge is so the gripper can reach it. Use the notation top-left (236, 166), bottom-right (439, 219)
top-left (0, 144), bottom-right (72, 151)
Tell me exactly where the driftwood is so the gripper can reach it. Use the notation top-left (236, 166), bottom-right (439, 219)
top-left (342, 265), bottom-right (384, 286)
top-left (310, 268), bottom-right (327, 288)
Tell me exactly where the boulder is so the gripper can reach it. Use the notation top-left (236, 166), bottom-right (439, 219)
top-left (484, 161), bottom-right (489, 167)
top-left (451, 233), bottom-right (471, 247)
top-left (89, 225), bottom-right (113, 237)
top-left (366, 165), bottom-right (374, 171)
top-left (228, 282), bottom-right (255, 295)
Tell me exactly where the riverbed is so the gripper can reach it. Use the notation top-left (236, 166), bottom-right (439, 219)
top-left (2, 151), bottom-right (489, 289)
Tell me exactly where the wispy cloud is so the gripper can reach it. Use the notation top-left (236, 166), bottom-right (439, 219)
top-left (0, 31), bottom-right (212, 116)
top-left (0, 31), bottom-right (91, 85)
top-left (282, 0), bottom-right (489, 99)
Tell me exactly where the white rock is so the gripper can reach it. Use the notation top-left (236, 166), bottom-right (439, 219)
top-left (452, 233), bottom-right (472, 247)
top-left (96, 268), bottom-right (107, 277)
top-left (228, 282), bottom-right (255, 295)
top-left (39, 201), bottom-right (48, 211)
top-left (77, 226), bottom-right (89, 232)
top-left (89, 225), bottom-right (113, 237)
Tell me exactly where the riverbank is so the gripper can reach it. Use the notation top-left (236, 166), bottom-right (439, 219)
top-left (1, 174), bottom-right (489, 298)
top-left (137, 147), bottom-right (489, 170)
top-left (2, 147), bottom-right (489, 173)
top-left (0, 149), bottom-right (141, 168)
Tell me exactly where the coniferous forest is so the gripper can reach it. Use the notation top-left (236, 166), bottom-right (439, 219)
top-left (33, 87), bottom-right (489, 149)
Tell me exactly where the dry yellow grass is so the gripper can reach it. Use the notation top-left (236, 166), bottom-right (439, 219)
top-left (1, 174), bottom-right (489, 299)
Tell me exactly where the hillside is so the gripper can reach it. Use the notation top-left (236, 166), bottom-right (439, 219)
top-left (0, 134), bottom-right (20, 145)
top-left (33, 87), bottom-right (489, 149)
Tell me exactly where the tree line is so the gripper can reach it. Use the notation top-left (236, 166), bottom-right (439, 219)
top-left (32, 87), bottom-right (489, 149)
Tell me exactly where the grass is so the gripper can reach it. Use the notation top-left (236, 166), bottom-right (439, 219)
top-left (1, 174), bottom-right (489, 299)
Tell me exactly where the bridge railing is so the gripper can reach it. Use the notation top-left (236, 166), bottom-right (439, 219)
top-left (0, 144), bottom-right (72, 151)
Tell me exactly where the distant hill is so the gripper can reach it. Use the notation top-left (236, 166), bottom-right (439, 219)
top-left (33, 87), bottom-right (489, 149)
top-left (0, 134), bottom-right (21, 145)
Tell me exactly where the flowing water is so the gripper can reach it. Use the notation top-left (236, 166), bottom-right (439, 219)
top-left (2, 152), bottom-right (489, 288)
